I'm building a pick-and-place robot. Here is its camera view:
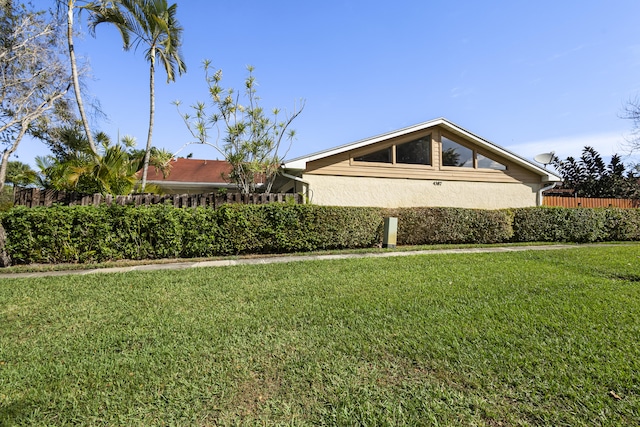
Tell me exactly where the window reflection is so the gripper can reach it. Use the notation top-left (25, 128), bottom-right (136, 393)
top-left (441, 137), bottom-right (473, 167)
top-left (354, 147), bottom-right (392, 163)
top-left (477, 154), bottom-right (507, 170)
top-left (396, 136), bottom-right (431, 165)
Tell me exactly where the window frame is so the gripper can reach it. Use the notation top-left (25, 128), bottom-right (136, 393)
top-left (439, 132), bottom-right (508, 172)
top-left (440, 135), bottom-right (475, 168)
top-left (350, 134), bottom-right (434, 169)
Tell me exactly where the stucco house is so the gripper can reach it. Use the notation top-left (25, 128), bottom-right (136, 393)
top-left (278, 118), bottom-right (561, 208)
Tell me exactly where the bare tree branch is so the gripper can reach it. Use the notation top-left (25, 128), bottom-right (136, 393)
top-left (0, 1), bottom-right (74, 192)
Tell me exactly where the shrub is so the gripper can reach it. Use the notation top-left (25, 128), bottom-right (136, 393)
top-left (208, 204), bottom-right (383, 255)
top-left (307, 206), bottom-right (384, 250)
top-left (384, 207), bottom-right (514, 245)
top-left (104, 204), bottom-right (188, 260)
top-left (179, 207), bottom-right (220, 258)
top-left (512, 207), bottom-right (609, 243)
top-left (1, 203), bottom-right (638, 266)
top-left (0, 204), bottom-right (384, 265)
top-left (2, 206), bottom-right (73, 263)
top-left (603, 208), bottom-right (640, 241)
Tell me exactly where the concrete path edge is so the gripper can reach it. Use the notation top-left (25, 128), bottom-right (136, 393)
top-left (0, 243), bottom-right (629, 279)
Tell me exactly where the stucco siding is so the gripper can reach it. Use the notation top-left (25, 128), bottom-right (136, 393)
top-left (304, 174), bottom-right (539, 208)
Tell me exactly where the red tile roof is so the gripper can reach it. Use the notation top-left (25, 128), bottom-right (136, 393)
top-left (146, 158), bottom-right (232, 183)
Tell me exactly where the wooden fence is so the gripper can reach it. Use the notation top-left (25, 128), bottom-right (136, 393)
top-left (13, 188), bottom-right (302, 208)
top-left (543, 196), bottom-right (639, 208)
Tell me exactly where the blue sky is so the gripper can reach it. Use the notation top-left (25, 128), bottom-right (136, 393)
top-left (22, 0), bottom-right (640, 167)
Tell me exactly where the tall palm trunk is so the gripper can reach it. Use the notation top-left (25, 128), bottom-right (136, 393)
top-left (67, 0), bottom-right (97, 155)
top-left (140, 48), bottom-right (155, 193)
top-left (85, 0), bottom-right (186, 192)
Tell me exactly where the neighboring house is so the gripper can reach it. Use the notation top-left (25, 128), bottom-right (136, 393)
top-left (279, 118), bottom-right (562, 208)
top-left (145, 158), bottom-right (236, 194)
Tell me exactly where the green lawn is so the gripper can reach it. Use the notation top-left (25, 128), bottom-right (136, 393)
top-left (1, 245), bottom-right (639, 426)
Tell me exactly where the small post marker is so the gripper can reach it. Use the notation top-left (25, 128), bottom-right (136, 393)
top-left (382, 217), bottom-right (398, 249)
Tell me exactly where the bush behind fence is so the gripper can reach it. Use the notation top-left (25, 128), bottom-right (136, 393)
top-left (1, 204), bottom-right (639, 265)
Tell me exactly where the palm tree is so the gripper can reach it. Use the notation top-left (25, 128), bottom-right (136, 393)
top-left (60, 0), bottom-right (99, 155)
top-left (37, 132), bottom-right (172, 195)
top-left (86, 0), bottom-right (186, 192)
top-left (6, 161), bottom-right (37, 187)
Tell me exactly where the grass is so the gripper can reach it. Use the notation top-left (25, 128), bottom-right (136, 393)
top-left (1, 245), bottom-right (639, 425)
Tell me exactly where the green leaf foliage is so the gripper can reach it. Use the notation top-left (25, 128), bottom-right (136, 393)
top-left (386, 207), bottom-right (514, 245)
top-left (0, 204), bottom-right (383, 264)
top-left (513, 207), bottom-right (608, 243)
top-left (1, 204), bottom-right (640, 265)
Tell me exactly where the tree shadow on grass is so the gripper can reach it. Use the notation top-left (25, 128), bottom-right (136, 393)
top-left (0, 399), bottom-right (37, 426)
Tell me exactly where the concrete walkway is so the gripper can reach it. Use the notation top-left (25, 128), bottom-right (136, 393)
top-left (0, 244), bottom-right (605, 279)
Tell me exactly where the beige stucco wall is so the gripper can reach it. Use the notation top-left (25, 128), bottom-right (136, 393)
top-left (303, 174), bottom-right (540, 208)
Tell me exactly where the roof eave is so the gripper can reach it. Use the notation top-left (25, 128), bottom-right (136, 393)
top-left (282, 118), bottom-right (562, 181)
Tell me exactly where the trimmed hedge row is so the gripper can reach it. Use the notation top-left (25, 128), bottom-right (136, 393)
top-left (385, 207), bottom-right (514, 245)
top-left (512, 207), bottom-right (640, 243)
top-left (1, 204), bottom-right (639, 265)
top-left (387, 206), bottom-right (640, 246)
top-left (1, 204), bottom-right (383, 264)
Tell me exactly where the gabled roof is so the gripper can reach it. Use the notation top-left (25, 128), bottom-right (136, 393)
top-left (282, 118), bottom-right (562, 182)
top-left (146, 158), bottom-right (236, 191)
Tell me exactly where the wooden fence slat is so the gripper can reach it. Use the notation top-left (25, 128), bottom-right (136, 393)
top-left (13, 188), bottom-right (303, 208)
top-left (32, 188), bottom-right (41, 207)
top-left (543, 195), bottom-right (639, 208)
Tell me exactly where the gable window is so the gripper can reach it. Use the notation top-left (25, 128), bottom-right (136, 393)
top-left (477, 153), bottom-right (507, 170)
top-left (353, 135), bottom-right (432, 166)
top-left (441, 136), bottom-right (508, 171)
top-left (354, 147), bottom-right (392, 163)
top-left (442, 137), bottom-right (473, 167)
top-left (396, 137), bottom-right (431, 165)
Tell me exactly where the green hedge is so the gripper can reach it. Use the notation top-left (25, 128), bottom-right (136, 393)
top-left (2, 204), bottom-right (639, 266)
top-left (0, 204), bottom-right (383, 264)
top-left (385, 207), bottom-right (514, 245)
top-left (512, 207), bottom-right (640, 243)
top-left (388, 206), bottom-right (640, 246)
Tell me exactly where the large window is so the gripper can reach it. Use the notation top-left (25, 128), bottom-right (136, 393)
top-left (396, 137), bottom-right (431, 165)
top-left (441, 137), bottom-right (473, 167)
top-left (354, 147), bottom-right (392, 163)
top-left (352, 134), bottom-right (507, 171)
top-left (441, 136), bottom-right (508, 170)
top-left (353, 135), bottom-right (432, 166)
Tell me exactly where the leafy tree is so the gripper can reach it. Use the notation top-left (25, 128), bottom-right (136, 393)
top-left (86, 0), bottom-right (186, 192)
top-left (37, 126), bottom-right (172, 195)
top-left (33, 121), bottom-right (92, 163)
top-left (175, 62), bottom-right (305, 194)
top-left (6, 160), bottom-right (37, 187)
top-left (0, 1), bottom-right (74, 193)
top-left (552, 146), bottom-right (640, 198)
